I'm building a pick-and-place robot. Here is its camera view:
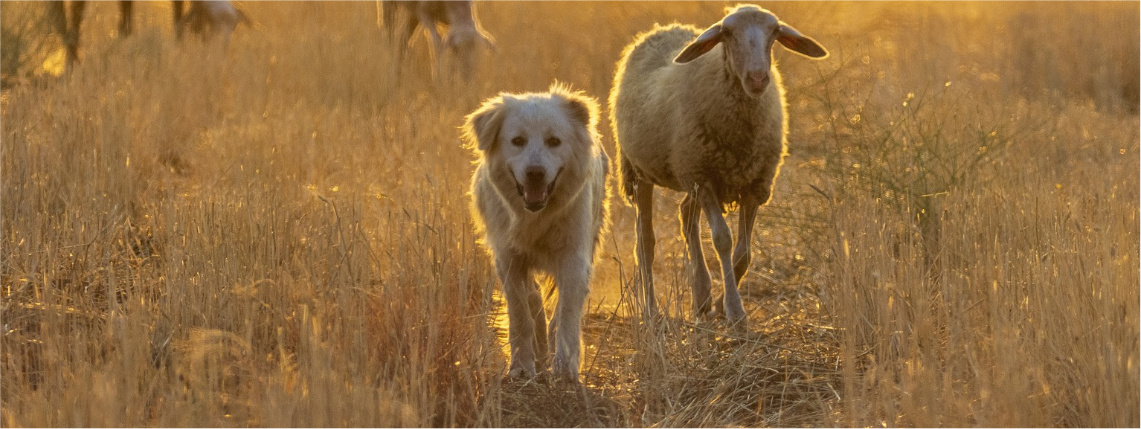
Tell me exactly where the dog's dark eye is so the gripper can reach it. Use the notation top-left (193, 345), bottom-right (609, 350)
top-left (511, 136), bottom-right (526, 147)
top-left (546, 137), bottom-right (561, 147)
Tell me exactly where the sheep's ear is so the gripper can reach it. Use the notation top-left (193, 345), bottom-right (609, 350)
top-left (777, 23), bottom-right (828, 58)
top-left (479, 30), bottom-right (497, 51)
top-left (674, 23), bottom-right (723, 64)
top-left (237, 9), bottom-right (252, 27)
top-left (463, 97), bottom-right (506, 152)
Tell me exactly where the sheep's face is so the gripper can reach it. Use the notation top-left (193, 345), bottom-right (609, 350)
top-left (445, 27), bottom-right (494, 79)
top-left (674, 5), bottom-right (829, 99)
top-left (184, 2), bottom-right (243, 48)
top-left (720, 10), bottom-right (782, 98)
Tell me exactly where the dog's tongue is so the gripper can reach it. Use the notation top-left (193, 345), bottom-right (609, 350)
top-left (523, 182), bottom-right (548, 205)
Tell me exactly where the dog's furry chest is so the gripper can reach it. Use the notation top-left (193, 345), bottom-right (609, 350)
top-left (502, 214), bottom-right (574, 257)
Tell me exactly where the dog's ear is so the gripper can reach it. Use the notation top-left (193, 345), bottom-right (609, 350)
top-left (562, 96), bottom-right (597, 130)
top-left (463, 96), bottom-right (506, 152)
top-left (550, 84), bottom-right (599, 132)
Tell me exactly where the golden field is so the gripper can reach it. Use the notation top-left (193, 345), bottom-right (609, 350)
top-left (1, 1), bottom-right (1138, 426)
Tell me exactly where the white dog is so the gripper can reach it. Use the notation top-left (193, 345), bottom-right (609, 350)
top-left (464, 84), bottom-right (610, 381)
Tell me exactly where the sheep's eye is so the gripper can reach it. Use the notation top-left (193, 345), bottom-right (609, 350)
top-left (511, 136), bottom-right (526, 147)
top-left (546, 137), bottom-right (561, 147)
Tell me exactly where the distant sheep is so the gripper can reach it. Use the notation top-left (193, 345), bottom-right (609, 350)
top-left (379, 0), bottom-right (495, 79)
top-left (178, 0), bottom-right (251, 47)
top-left (48, 0), bottom-right (246, 69)
top-left (48, 1), bottom-right (148, 66)
top-left (609, 4), bottom-right (827, 324)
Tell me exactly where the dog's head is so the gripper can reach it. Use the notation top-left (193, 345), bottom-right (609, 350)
top-left (464, 83), bottom-right (600, 213)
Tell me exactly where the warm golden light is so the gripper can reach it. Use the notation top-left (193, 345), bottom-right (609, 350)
top-left (0, 1), bottom-right (1136, 427)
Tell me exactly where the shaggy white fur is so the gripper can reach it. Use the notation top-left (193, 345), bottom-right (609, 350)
top-left (464, 84), bottom-right (610, 381)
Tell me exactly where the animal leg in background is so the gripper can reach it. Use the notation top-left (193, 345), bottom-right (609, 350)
top-left (681, 192), bottom-right (713, 317)
top-left (633, 179), bottom-right (659, 318)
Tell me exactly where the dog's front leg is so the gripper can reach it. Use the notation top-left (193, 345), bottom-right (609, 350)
top-left (498, 255), bottom-right (538, 379)
top-left (551, 254), bottom-right (590, 381)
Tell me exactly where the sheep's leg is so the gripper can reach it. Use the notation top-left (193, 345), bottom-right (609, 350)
top-left (118, 1), bottom-right (133, 37)
top-left (680, 193), bottom-right (713, 318)
top-left (384, 4), bottom-right (418, 75)
top-left (633, 179), bottom-right (659, 319)
top-left (546, 306), bottom-right (557, 360)
top-left (527, 280), bottom-right (549, 373)
top-left (498, 255), bottom-right (538, 379)
top-left (48, 2), bottom-right (72, 62)
top-left (63, 1), bottom-right (88, 66)
top-left (551, 254), bottom-right (590, 381)
top-left (417, 9), bottom-right (445, 79)
top-left (379, 0), bottom-right (395, 39)
top-left (697, 184), bottom-right (747, 324)
top-left (732, 194), bottom-right (759, 284)
top-left (171, 0), bottom-right (185, 40)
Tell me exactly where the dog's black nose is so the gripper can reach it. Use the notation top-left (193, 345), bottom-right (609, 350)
top-left (524, 166), bottom-right (545, 183)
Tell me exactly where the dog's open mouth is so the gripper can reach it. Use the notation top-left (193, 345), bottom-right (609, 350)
top-left (516, 170), bottom-right (560, 212)
top-left (517, 181), bottom-right (556, 212)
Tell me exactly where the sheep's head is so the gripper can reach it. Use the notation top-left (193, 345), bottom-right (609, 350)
top-left (443, 1), bottom-right (496, 80)
top-left (674, 5), bottom-right (828, 98)
top-left (446, 26), bottom-right (495, 77)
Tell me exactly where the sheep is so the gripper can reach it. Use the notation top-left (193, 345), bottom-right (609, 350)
top-left (48, 1), bottom-right (151, 66)
top-left (608, 4), bottom-right (827, 325)
top-left (378, 0), bottom-right (496, 80)
top-left (47, 1), bottom-right (244, 69)
top-left (177, 0), bottom-right (251, 48)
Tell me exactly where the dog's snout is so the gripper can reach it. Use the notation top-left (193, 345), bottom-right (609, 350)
top-left (524, 166), bottom-right (546, 183)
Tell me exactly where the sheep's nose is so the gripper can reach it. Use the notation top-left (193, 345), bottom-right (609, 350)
top-left (524, 166), bottom-right (546, 183)
top-left (746, 71), bottom-right (770, 89)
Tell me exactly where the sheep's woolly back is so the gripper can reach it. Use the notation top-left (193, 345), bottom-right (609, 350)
top-left (609, 24), bottom-right (704, 201)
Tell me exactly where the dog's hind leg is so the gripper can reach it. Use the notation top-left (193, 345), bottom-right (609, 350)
top-left (551, 254), bottom-right (590, 381)
top-left (498, 255), bottom-right (538, 379)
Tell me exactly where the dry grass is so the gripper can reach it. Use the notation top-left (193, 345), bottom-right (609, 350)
top-left (2, 1), bottom-right (1138, 427)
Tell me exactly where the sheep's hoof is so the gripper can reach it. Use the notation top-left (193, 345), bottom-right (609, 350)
top-left (693, 306), bottom-right (716, 323)
top-left (725, 305), bottom-right (747, 321)
top-left (725, 315), bottom-right (749, 332)
top-left (506, 365), bottom-right (537, 381)
top-left (710, 295), bottom-right (726, 315)
top-left (504, 369), bottom-right (551, 387)
top-left (551, 360), bottom-right (580, 383)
